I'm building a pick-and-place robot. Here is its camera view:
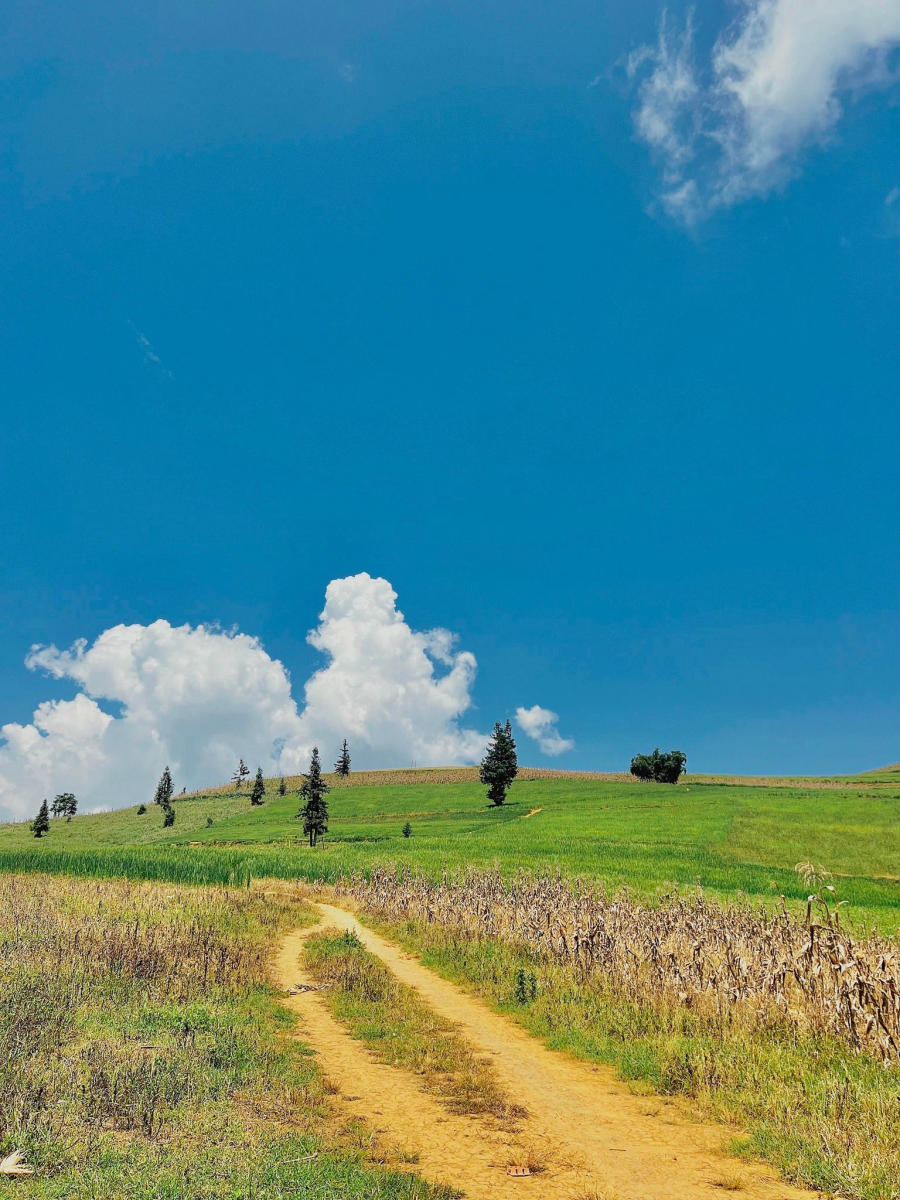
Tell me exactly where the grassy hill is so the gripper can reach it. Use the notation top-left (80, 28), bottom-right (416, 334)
top-left (851, 762), bottom-right (900, 783)
top-left (3, 768), bottom-right (899, 929)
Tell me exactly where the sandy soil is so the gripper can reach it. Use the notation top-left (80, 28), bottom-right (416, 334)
top-left (275, 902), bottom-right (821, 1200)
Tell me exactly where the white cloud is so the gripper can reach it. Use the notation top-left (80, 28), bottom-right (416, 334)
top-left (294, 574), bottom-right (487, 772)
top-left (515, 705), bottom-right (574, 757)
top-left (1, 621), bottom-right (307, 820)
top-left (630, 0), bottom-right (900, 221)
top-left (0, 573), bottom-right (562, 820)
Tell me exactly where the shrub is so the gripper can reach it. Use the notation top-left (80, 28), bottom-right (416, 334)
top-left (630, 748), bottom-right (686, 784)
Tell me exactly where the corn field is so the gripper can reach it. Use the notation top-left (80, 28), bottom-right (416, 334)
top-left (341, 868), bottom-right (900, 1063)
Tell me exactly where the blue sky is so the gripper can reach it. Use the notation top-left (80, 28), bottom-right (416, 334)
top-left (0, 0), bottom-right (898, 812)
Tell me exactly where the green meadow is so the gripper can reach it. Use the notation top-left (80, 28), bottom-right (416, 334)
top-left (3, 770), bottom-right (899, 929)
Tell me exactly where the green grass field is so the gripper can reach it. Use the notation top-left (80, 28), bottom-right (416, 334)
top-left (3, 768), bottom-right (899, 929)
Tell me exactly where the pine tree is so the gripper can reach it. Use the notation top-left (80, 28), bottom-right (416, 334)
top-left (334, 739), bottom-right (351, 777)
top-left (31, 798), bottom-right (50, 839)
top-left (137, 804), bottom-right (147, 815)
top-left (250, 767), bottom-right (266, 806)
top-left (278, 776), bottom-right (286, 796)
top-left (479, 719), bottom-right (518, 807)
top-left (153, 766), bottom-right (174, 807)
top-left (231, 759), bottom-right (250, 791)
top-left (402, 821), bottom-right (412, 838)
top-left (296, 747), bottom-right (330, 847)
top-left (51, 794), bottom-right (66, 818)
top-left (162, 797), bottom-right (175, 827)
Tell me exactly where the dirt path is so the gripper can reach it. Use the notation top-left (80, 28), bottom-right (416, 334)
top-left (307, 902), bottom-right (820, 1200)
top-left (276, 926), bottom-right (534, 1200)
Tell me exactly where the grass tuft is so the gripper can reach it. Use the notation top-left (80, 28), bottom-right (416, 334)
top-left (304, 928), bottom-right (527, 1127)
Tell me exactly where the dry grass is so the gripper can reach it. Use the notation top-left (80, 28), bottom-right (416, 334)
top-left (183, 765), bottom-right (900, 799)
top-left (0, 875), bottom-right (304, 1160)
top-left (341, 868), bottom-right (900, 1063)
top-left (187, 766), bottom-right (636, 797)
top-left (709, 1172), bottom-right (747, 1191)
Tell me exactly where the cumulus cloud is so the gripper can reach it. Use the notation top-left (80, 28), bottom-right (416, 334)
top-left (0, 621), bottom-right (307, 821)
top-left (0, 573), bottom-right (560, 820)
top-left (515, 705), bottom-right (574, 757)
top-left (294, 574), bottom-right (487, 771)
top-left (630, 0), bottom-right (900, 221)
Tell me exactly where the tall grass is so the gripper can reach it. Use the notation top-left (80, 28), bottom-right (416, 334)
top-left (0, 843), bottom-right (403, 892)
top-left (0, 845), bottom-right (254, 887)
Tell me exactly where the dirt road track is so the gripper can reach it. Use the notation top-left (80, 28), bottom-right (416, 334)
top-left (276, 901), bottom-right (821, 1200)
top-left (276, 927), bottom-right (533, 1200)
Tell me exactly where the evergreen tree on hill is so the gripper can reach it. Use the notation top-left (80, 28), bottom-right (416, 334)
top-left (153, 766), bottom-right (174, 807)
top-left (297, 747), bottom-right (330, 847)
top-left (31, 798), bottom-right (50, 838)
top-left (250, 767), bottom-right (266, 806)
top-left (232, 759), bottom-right (250, 791)
top-left (278, 777), bottom-right (286, 796)
top-left (479, 720), bottom-right (518, 807)
top-left (334, 739), bottom-right (351, 777)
